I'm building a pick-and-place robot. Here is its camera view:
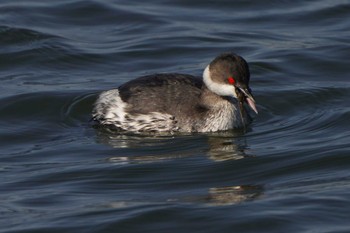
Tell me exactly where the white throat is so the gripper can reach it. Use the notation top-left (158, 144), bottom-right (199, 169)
top-left (203, 65), bottom-right (238, 98)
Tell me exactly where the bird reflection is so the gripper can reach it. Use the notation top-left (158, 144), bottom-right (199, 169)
top-left (205, 185), bottom-right (263, 206)
top-left (93, 127), bottom-right (254, 162)
top-left (205, 131), bottom-right (255, 161)
top-left (100, 185), bottom-right (264, 207)
top-left (93, 127), bottom-right (263, 205)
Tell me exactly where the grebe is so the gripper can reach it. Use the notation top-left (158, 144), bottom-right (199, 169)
top-left (92, 53), bottom-right (258, 133)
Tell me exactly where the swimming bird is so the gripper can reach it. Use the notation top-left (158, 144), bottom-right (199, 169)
top-left (92, 53), bottom-right (258, 133)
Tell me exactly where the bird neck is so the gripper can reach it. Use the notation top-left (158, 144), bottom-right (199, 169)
top-left (200, 86), bottom-right (234, 109)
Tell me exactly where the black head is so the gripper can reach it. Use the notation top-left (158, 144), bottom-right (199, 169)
top-left (203, 52), bottom-right (258, 114)
top-left (209, 52), bottom-right (250, 86)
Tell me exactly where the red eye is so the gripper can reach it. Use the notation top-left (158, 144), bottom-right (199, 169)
top-left (228, 77), bottom-right (235, 85)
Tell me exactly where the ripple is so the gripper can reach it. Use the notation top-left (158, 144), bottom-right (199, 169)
top-left (0, 91), bottom-right (95, 161)
top-left (1, 0), bottom-right (350, 232)
top-left (0, 26), bottom-right (53, 46)
top-left (249, 83), bottom-right (350, 157)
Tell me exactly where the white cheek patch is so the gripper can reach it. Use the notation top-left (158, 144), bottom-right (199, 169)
top-left (203, 65), bottom-right (237, 98)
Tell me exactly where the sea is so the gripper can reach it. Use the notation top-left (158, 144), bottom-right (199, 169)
top-left (1, 1), bottom-right (350, 232)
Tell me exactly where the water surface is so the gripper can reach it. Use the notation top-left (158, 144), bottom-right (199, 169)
top-left (1, 1), bottom-right (350, 232)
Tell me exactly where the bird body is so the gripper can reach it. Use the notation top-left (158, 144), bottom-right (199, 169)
top-left (92, 53), bottom-right (257, 133)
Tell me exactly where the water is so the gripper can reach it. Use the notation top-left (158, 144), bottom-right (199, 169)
top-left (1, 1), bottom-right (350, 232)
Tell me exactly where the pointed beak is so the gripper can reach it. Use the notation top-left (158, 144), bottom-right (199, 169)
top-left (237, 86), bottom-right (258, 114)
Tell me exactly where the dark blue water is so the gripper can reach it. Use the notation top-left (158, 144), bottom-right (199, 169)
top-left (1, 1), bottom-right (350, 232)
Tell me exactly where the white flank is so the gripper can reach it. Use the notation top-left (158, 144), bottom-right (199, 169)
top-left (93, 89), bottom-right (178, 132)
top-left (93, 89), bottom-right (127, 125)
